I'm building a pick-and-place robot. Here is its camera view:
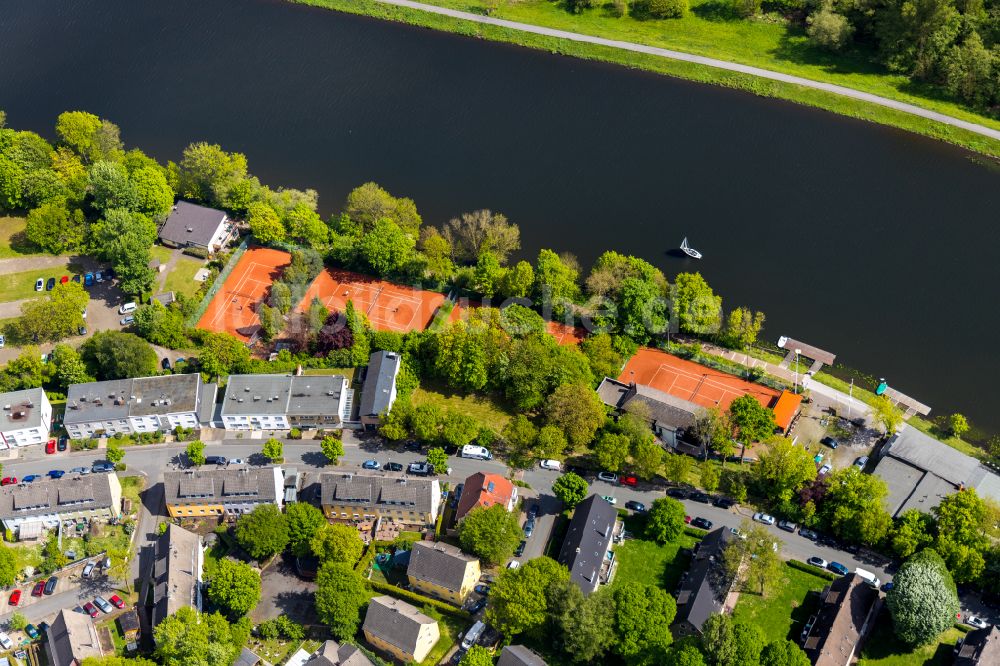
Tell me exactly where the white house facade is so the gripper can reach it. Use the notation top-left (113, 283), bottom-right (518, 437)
top-left (221, 374), bottom-right (349, 431)
top-left (0, 388), bottom-right (52, 449)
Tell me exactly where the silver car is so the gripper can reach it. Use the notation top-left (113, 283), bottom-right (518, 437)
top-left (93, 596), bottom-right (113, 614)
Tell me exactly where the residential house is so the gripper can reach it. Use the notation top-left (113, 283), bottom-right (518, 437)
top-left (955, 625), bottom-right (1000, 665)
top-left (233, 647), bottom-right (268, 666)
top-left (406, 541), bottom-right (480, 605)
top-left (118, 608), bottom-right (141, 644)
top-left (0, 473), bottom-right (122, 536)
top-left (150, 524), bottom-right (203, 627)
top-left (557, 494), bottom-right (622, 595)
top-left (158, 200), bottom-right (233, 254)
top-left (801, 573), bottom-right (880, 665)
top-left (163, 466), bottom-right (283, 518)
top-left (362, 595), bottom-right (440, 663)
top-left (46, 608), bottom-right (104, 664)
top-left (873, 425), bottom-right (1000, 517)
top-left (286, 639), bottom-right (375, 666)
top-left (64, 374), bottom-right (209, 439)
top-left (674, 527), bottom-right (736, 636)
top-left (497, 645), bottom-right (547, 666)
top-left (0, 388), bottom-right (52, 449)
top-left (597, 378), bottom-right (699, 449)
top-left (220, 374), bottom-right (350, 431)
top-left (318, 472), bottom-right (440, 527)
top-left (454, 472), bottom-right (517, 522)
top-left (359, 350), bottom-right (402, 428)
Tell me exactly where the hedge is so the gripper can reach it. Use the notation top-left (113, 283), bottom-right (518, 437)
top-left (786, 559), bottom-right (838, 581)
top-left (684, 526), bottom-right (709, 539)
top-left (367, 580), bottom-right (471, 621)
top-left (355, 543), bottom-right (376, 574)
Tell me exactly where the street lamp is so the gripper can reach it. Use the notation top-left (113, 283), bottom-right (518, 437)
top-left (794, 349), bottom-right (801, 394)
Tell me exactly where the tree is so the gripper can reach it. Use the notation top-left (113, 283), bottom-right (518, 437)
top-left (357, 217), bottom-right (414, 275)
top-left (197, 332), bottom-right (251, 378)
top-left (632, 438), bottom-right (664, 480)
top-left (19, 281), bottom-right (89, 342)
top-left (459, 646), bottom-right (494, 666)
top-left (129, 165), bottom-right (174, 220)
top-left (106, 442), bottom-right (125, 465)
top-left (723, 521), bottom-right (782, 596)
top-left (610, 582), bottom-right (675, 661)
top-left (822, 467), bottom-right (892, 546)
top-left (665, 644), bottom-right (707, 666)
top-left (26, 200), bottom-right (86, 253)
top-left (948, 413), bottom-right (969, 438)
top-left (887, 549), bottom-right (959, 646)
top-left (472, 250), bottom-right (505, 297)
top-left (663, 453), bottom-right (694, 484)
top-left (110, 230), bottom-right (157, 296)
top-left (443, 208), bottom-right (520, 263)
top-left (701, 614), bottom-right (764, 666)
top-left (185, 440), bottom-right (206, 466)
top-left (262, 437), bottom-right (283, 463)
top-left (727, 395), bottom-right (776, 449)
top-left (723, 307), bottom-right (766, 349)
top-left (420, 227), bottom-right (455, 280)
top-left (89, 207), bottom-right (156, 256)
top-left (311, 523), bottom-right (364, 564)
top-left (536, 425), bottom-right (567, 459)
top-left (410, 403), bottom-right (443, 441)
top-left (754, 436), bottom-right (817, 502)
top-left (533, 249), bottom-right (579, 318)
top-left (545, 383), bottom-right (605, 450)
top-left (178, 142), bottom-right (248, 207)
top-left (943, 33), bottom-right (995, 108)
top-left (0, 544), bottom-right (16, 588)
top-left (234, 504), bottom-right (289, 560)
top-left (207, 559), bottom-right (261, 617)
top-left (644, 0), bottom-right (689, 17)
top-left (427, 447), bottom-right (449, 474)
top-left (379, 402), bottom-right (411, 441)
top-left (870, 395), bottom-right (903, 435)
top-left (672, 272), bottom-right (722, 335)
top-left (760, 639), bottom-right (811, 666)
top-left (320, 435), bottom-right (345, 465)
top-left (284, 203), bottom-right (328, 248)
top-left (315, 562), bottom-right (369, 639)
top-left (892, 509), bottom-right (936, 559)
top-left (286, 502), bottom-right (326, 557)
top-left (459, 504), bottom-right (522, 566)
top-left (595, 431), bottom-right (630, 472)
top-left (646, 498), bottom-right (686, 544)
top-left (500, 260), bottom-right (534, 298)
top-left (0, 347), bottom-right (43, 392)
top-left (134, 300), bottom-right (188, 348)
top-left (80, 331), bottom-right (158, 380)
top-left (807, 8), bottom-right (855, 52)
top-left (580, 333), bottom-right (624, 380)
top-left (344, 182), bottom-right (421, 235)
top-left (552, 472), bottom-right (589, 509)
top-left (56, 111), bottom-right (121, 163)
top-left (486, 556), bottom-right (569, 637)
top-left (617, 276), bottom-right (668, 343)
top-left (933, 489), bottom-right (988, 583)
top-left (51, 343), bottom-right (93, 391)
top-left (247, 201), bottom-right (285, 244)
top-left (553, 582), bottom-right (614, 663)
top-left (440, 411), bottom-right (479, 448)
top-left (700, 464), bottom-right (720, 492)
top-left (502, 415), bottom-right (538, 461)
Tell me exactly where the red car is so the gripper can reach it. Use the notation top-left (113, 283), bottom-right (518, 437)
top-left (8, 590), bottom-right (20, 606)
top-left (45, 439), bottom-right (56, 454)
top-left (0, 477), bottom-right (16, 486)
top-left (59, 275), bottom-right (69, 284)
top-left (621, 475), bottom-right (638, 487)
top-left (31, 581), bottom-right (44, 597)
top-left (684, 515), bottom-right (692, 524)
top-left (109, 594), bottom-right (125, 609)
top-left (83, 602), bottom-right (99, 618)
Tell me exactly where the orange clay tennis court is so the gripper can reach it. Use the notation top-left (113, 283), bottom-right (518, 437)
top-left (299, 268), bottom-right (445, 333)
top-left (619, 347), bottom-right (780, 411)
top-left (197, 247), bottom-right (291, 341)
top-left (546, 321), bottom-right (587, 346)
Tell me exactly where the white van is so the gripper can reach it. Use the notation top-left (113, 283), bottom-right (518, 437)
top-left (461, 621), bottom-right (485, 650)
top-left (855, 568), bottom-right (881, 589)
top-left (461, 445), bottom-right (492, 460)
top-left (119, 302), bottom-right (137, 315)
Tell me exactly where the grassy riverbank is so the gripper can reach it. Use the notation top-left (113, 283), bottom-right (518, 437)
top-left (293, 0), bottom-right (1000, 158)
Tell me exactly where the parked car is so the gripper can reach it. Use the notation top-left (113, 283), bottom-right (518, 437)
top-left (625, 500), bottom-right (646, 512)
top-left (820, 436), bottom-right (839, 449)
top-left (853, 456), bottom-right (869, 468)
top-left (960, 614), bottom-right (986, 629)
top-left (0, 334), bottom-right (4, 349)
top-left (474, 584), bottom-right (490, 596)
top-left (60, 275), bottom-right (68, 284)
top-left (120, 316), bottom-right (135, 326)
top-left (161, 357), bottom-right (172, 370)
top-left (83, 602), bottom-right (99, 618)
top-left (818, 464), bottom-right (832, 476)
top-left (523, 520), bottom-right (535, 539)
top-left (799, 528), bottom-right (819, 541)
top-left (31, 581), bottom-right (44, 597)
top-left (47, 470), bottom-right (65, 479)
top-left (362, 460), bottom-right (380, 470)
top-left (91, 462), bottom-right (115, 473)
top-left (35, 278), bottom-right (44, 291)
top-left (684, 515), bottom-right (692, 524)
top-left (597, 471), bottom-right (618, 483)
top-left (37, 622), bottom-right (50, 634)
top-left (21, 475), bottom-right (38, 483)
top-left (72, 274), bottom-right (81, 283)
top-left (712, 497), bottom-right (736, 509)
top-left (777, 519), bottom-right (797, 532)
top-left (0, 477), bottom-right (15, 486)
top-left (109, 594), bottom-right (125, 609)
top-left (690, 492), bottom-right (712, 503)
top-left (24, 624), bottom-right (39, 640)
top-left (58, 436), bottom-right (67, 451)
top-left (407, 462), bottom-right (431, 476)
top-left (78, 325), bottom-right (87, 336)
top-left (84, 272), bottom-right (94, 286)
top-left (205, 456), bottom-right (227, 466)
top-left (8, 590), bottom-right (20, 606)
top-left (729, 527), bottom-right (747, 540)
top-left (514, 540), bottom-right (526, 557)
top-left (828, 562), bottom-right (850, 576)
top-left (601, 495), bottom-right (617, 505)
top-left (667, 488), bottom-right (688, 499)
top-left (82, 562), bottom-right (96, 578)
top-left (691, 517), bottom-right (713, 530)
top-left (70, 467), bottom-right (90, 475)
top-left (621, 475), bottom-right (638, 487)
top-left (0, 631), bottom-right (12, 650)
top-left (539, 459), bottom-right (562, 471)
top-left (753, 512), bottom-right (776, 526)
top-left (45, 277), bottom-right (55, 291)
top-left (46, 439), bottom-right (56, 454)
top-left (527, 504), bottom-right (540, 520)
top-left (94, 596), bottom-right (113, 614)
top-left (95, 271), bottom-right (103, 283)
top-left (806, 556), bottom-right (828, 569)
top-left (507, 561), bottom-right (520, 569)
top-left (468, 598), bottom-right (487, 615)
top-left (383, 462), bottom-right (403, 472)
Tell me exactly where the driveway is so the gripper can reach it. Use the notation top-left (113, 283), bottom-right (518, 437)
top-left (518, 493), bottom-right (560, 562)
top-left (252, 557), bottom-right (316, 625)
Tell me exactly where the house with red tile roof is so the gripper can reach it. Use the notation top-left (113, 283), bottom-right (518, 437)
top-left (455, 472), bottom-right (518, 522)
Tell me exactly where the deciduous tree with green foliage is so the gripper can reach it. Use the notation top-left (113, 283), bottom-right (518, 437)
top-left (552, 582), bottom-right (615, 662)
top-left (948, 413), bottom-right (969, 438)
top-left (0, 544), bottom-right (16, 588)
top-left (665, 644), bottom-right (707, 666)
top-left (458, 646), bottom-right (494, 666)
top-left (552, 472), bottom-right (589, 509)
top-left (870, 395), bottom-right (903, 435)
top-left (153, 606), bottom-right (248, 666)
top-left (486, 556), bottom-right (568, 637)
top-left (247, 201), bottom-right (285, 244)
top-left (262, 437), bottom-right (283, 463)
top-left (892, 509), bottom-right (936, 559)
top-left (344, 181), bottom-right (422, 235)
top-left (235, 504), bottom-right (289, 560)
top-left (580, 332), bottom-right (625, 380)
top-left (427, 447), bottom-right (449, 474)
top-left (700, 464), bottom-right (720, 492)
top-left (26, 199), bottom-right (86, 254)
top-left (932, 488), bottom-right (988, 583)
top-left (105, 441), bottom-right (125, 465)
top-left (723, 521), bottom-right (782, 596)
top-left (533, 249), bottom-right (579, 319)
top-left (821, 467), bottom-right (892, 546)
top-left (286, 502), bottom-right (327, 557)
top-left (672, 272), bottom-right (722, 335)
top-left (320, 434), bottom-right (345, 465)
top-left (723, 307), bottom-right (766, 349)
top-left (610, 581), bottom-right (676, 662)
top-left (760, 639), bottom-right (811, 666)
top-left (595, 431), bottom-right (630, 472)
top-left (311, 523), bottom-right (364, 564)
top-left (197, 331), bottom-right (251, 378)
top-left (727, 395), bottom-right (775, 449)
top-left (646, 497), bottom-right (686, 544)
top-left (185, 440), bottom-right (206, 466)
top-left (443, 208), bottom-right (519, 263)
top-left (207, 559), bottom-right (261, 617)
top-left (19, 281), bottom-right (89, 342)
top-left (887, 549), bottom-right (960, 646)
top-left (51, 343), bottom-right (93, 391)
top-left (358, 218), bottom-right (415, 276)
top-left (81, 331), bottom-right (158, 380)
top-left (754, 436), bottom-right (817, 502)
top-left (315, 562), bottom-right (369, 640)
top-left (440, 410), bottom-right (479, 447)
top-left (459, 504), bottom-right (522, 566)
top-left (545, 383), bottom-right (606, 450)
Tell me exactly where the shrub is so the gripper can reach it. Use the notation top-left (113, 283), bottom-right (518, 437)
top-left (806, 8), bottom-right (854, 52)
top-left (289, 427), bottom-right (303, 440)
top-left (646, 0), bottom-right (688, 17)
top-left (731, 0), bottom-right (762, 17)
top-left (786, 559), bottom-right (837, 581)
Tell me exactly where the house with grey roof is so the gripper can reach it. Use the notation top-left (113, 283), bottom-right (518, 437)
top-left (64, 374), bottom-right (209, 439)
top-left (406, 541), bottom-right (480, 605)
top-left (597, 377), bottom-right (699, 449)
top-left (674, 526), bottom-right (736, 636)
top-left (498, 645), bottom-right (547, 666)
top-left (557, 494), bottom-right (622, 595)
top-left (0, 387), bottom-right (52, 449)
top-left (801, 573), bottom-right (881, 666)
top-left (0, 472), bottom-right (122, 535)
top-left (163, 466), bottom-right (283, 518)
top-left (289, 639), bottom-right (375, 666)
top-left (318, 472), bottom-right (440, 527)
top-left (150, 524), bottom-right (203, 627)
top-left (46, 608), bottom-right (104, 664)
top-left (362, 595), bottom-right (440, 663)
top-left (955, 625), bottom-right (1000, 665)
top-left (158, 200), bottom-right (233, 254)
top-left (873, 425), bottom-right (1000, 516)
top-left (232, 647), bottom-right (268, 666)
top-left (359, 351), bottom-right (402, 428)
top-left (221, 374), bottom-right (350, 431)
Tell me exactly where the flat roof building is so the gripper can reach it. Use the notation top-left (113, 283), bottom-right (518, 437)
top-left (163, 466), bottom-right (283, 518)
top-left (221, 374), bottom-right (350, 431)
top-left (557, 494), bottom-right (622, 595)
top-left (0, 387), bottom-right (52, 450)
top-left (359, 350), bottom-right (402, 427)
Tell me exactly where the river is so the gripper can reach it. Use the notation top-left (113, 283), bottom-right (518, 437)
top-left (1, 0), bottom-right (998, 431)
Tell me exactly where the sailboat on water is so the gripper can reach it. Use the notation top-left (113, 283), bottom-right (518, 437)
top-left (680, 237), bottom-right (702, 259)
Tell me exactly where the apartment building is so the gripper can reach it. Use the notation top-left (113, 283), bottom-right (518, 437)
top-left (318, 472), bottom-right (439, 527)
top-left (0, 387), bottom-right (52, 449)
top-left (221, 374), bottom-right (350, 431)
top-left (163, 466), bottom-right (283, 518)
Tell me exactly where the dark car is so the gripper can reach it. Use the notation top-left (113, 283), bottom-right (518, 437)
top-left (527, 504), bottom-right (540, 520)
top-left (78, 325), bottom-right (87, 336)
top-left (45, 277), bottom-right (55, 291)
top-left (37, 622), bottom-right (50, 634)
top-left (24, 624), bottom-right (39, 640)
top-left (205, 456), bottom-right (227, 466)
top-left (691, 517), bottom-right (713, 530)
top-left (57, 436), bottom-right (67, 451)
top-left (523, 519), bottom-right (535, 539)
top-left (71, 274), bottom-right (81, 283)
top-left (404, 440), bottom-right (422, 451)
top-left (21, 475), bottom-right (38, 483)
top-left (712, 497), bottom-right (736, 509)
top-left (667, 488), bottom-right (688, 499)
top-left (31, 581), bottom-right (44, 597)
top-left (474, 584), bottom-right (490, 596)
top-left (83, 602), bottom-right (99, 618)
top-left (161, 357), bottom-right (172, 370)
top-left (104, 267), bottom-right (115, 280)
top-left (828, 561), bottom-right (850, 576)
top-left (777, 519), bottom-right (797, 532)
top-left (514, 540), bottom-right (526, 557)
top-left (799, 528), bottom-right (819, 541)
top-left (820, 436), bottom-right (839, 449)
top-left (47, 470), bottom-right (65, 479)
top-left (91, 462), bottom-right (115, 473)
top-left (690, 492), bottom-right (712, 504)
top-left (625, 500), bottom-right (646, 512)
top-left (469, 598), bottom-right (487, 614)
top-left (384, 462), bottom-right (404, 472)
top-left (43, 577), bottom-right (58, 595)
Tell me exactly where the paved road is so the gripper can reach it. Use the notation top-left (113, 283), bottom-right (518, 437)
top-left (373, 0), bottom-right (1000, 143)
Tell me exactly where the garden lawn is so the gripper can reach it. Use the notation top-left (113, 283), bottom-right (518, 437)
top-left (858, 610), bottom-right (966, 666)
top-left (0, 263), bottom-right (80, 303)
top-left (0, 217), bottom-right (40, 258)
top-left (120, 475), bottom-right (146, 514)
top-left (163, 256), bottom-right (206, 298)
top-left (149, 246), bottom-right (174, 265)
top-left (730, 562), bottom-right (829, 643)
top-left (612, 531), bottom-right (699, 591)
top-left (417, 609), bottom-right (464, 666)
top-left (411, 386), bottom-right (512, 432)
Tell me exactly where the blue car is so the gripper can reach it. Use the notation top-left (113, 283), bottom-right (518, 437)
top-left (362, 460), bottom-right (380, 470)
top-left (21, 475), bottom-right (39, 483)
top-left (47, 470), bottom-right (65, 479)
top-left (84, 272), bottom-right (94, 286)
top-left (828, 561), bottom-right (849, 576)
